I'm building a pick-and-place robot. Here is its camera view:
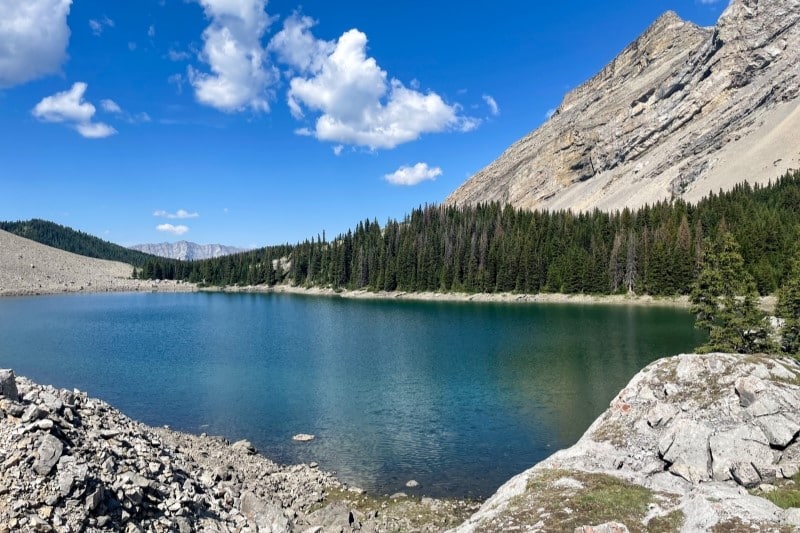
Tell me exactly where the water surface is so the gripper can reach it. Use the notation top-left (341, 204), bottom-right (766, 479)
top-left (0, 292), bottom-right (704, 498)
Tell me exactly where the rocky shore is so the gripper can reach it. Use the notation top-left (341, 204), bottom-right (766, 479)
top-left (454, 353), bottom-right (800, 532)
top-left (0, 370), bottom-right (477, 532)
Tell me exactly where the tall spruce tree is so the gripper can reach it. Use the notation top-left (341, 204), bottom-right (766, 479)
top-left (777, 246), bottom-right (800, 356)
top-left (690, 231), bottom-right (773, 354)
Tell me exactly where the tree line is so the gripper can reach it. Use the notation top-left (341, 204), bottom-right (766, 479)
top-left (132, 171), bottom-right (800, 299)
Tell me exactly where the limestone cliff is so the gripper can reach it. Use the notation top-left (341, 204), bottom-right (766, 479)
top-left (447, 0), bottom-right (800, 212)
top-left (452, 353), bottom-right (800, 532)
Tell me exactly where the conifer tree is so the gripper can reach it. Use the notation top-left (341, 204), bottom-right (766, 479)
top-left (777, 246), bottom-right (800, 356)
top-left (690, 231), bottom-right (773, 354)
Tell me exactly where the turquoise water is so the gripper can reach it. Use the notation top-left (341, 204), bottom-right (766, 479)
top-left (0, 292), bottom-right (703, 498)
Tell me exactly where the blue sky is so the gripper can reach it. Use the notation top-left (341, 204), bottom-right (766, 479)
top-left (1, 0), bottom-right (728, 248)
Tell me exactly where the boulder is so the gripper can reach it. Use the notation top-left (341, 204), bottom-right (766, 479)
top-left (33, 434), bottom-right (64, 476)
top-left (240, 492), bottom-right (290, 533)
top-left (709, 425), bottom-right (773, 481)
top-left (657, 418), bottom-right (712, 482)
top-left (574, 523), bottom-right (629, 533)
top-left (0, 369), bottom-right (18, 402)
top-left (731, 462), bottom-right (761, 488)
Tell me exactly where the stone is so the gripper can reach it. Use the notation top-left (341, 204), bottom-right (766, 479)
top-left (646, 403), bottom-right (679, 428)
top-left (574, 523), bottom-right (630, 533)
top-left (0, 370), bottom-right (19, 402)
top-left (33, 434), bottom-right (63, 476)
top-left (231, 440), bottom-right (256, 454)
top-left (754, 414), bottom-right (800, 448)
top-left (731, 461), bottom-right (762, 488)
top-left (657, 418), bottom-right (712, 483)
top-left (736, 376), bottom-right (767, 407)
top-left (240, 491), bottom-right (290, 533)
top-left (306, 501), bottom-right (353, 531)
top-left (405, 479), bottom-right (419, 488)
top-left (86, 486), bottom-right (105, 512)
top-left (21, 404), bottom-right (44, 423)
top-left (709, 425), bottom-right (773, 481)
top-left (785, 508), bottom-right (800, 527)
top-left (292, 434), bottom-right (315, 442)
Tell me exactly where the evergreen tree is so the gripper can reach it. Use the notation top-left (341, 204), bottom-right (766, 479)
top-left (690, 232), bottom-right (773, 354)
top-left (777, 246), bottom-right (800, 356)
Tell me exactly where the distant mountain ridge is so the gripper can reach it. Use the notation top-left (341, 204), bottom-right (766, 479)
top-left (129, 241), bottom-right (247, 261)
top-left (447, 0), bottom-right (800, 212)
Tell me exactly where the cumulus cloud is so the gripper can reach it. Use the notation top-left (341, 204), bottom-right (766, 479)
top-left (189, 0), bottom-right (275, 113)
top-left (269, 15), bottom-right (474, 150)
top-left (31, 82), bottom-right (117, 139)
top-left (156, 224), bottom-right (190, 235)
top-left (483, 94), bottom-right (499, 116)
top-left (0, 0), bottom-right (72, 88)
top-left (384, 162), bottom-right (442, 186)
top-left (89, 15), bottom-right (114, 36)
top-left (154, 209), bottom-right (199, 219)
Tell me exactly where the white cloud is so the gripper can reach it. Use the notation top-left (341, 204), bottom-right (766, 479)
top-left (154, 209), bottom-right (199, 219)
top-left (168, 73), bottom-right (185, 93)
top-left (100, 99), bottom-right (122, 114)
top-left (31, 82), bottom-right (117, 139)
top-left (384, 162), bottom-right (442, 186)
top-left (332, 144), bottom-right (344, 156)
top-left (189, 0), bottom-right (275, 113)
top-left (156, 224), bottom-right (190, 235)
top-left (270, 16), bottom-right (474, 150)
top-left (0, 0), bottom-right (72, 88)
top-left (483, 94), bottom-right (499, 116)
top-left (148, 25), bottom-right (156, 38)
top-left (76, 122), bottom-right (117, 139)
top-left (168, 49), bottom-right (191, 62)
top-left (89, 15), bottom-right (114, 36)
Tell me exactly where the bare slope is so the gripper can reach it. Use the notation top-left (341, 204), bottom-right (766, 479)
top-left (0, 229), bottom-right (190, 296)
top-left (447, 0), bottom-right (800, 212)
top-left (129, 241), bottom-right (247, 261)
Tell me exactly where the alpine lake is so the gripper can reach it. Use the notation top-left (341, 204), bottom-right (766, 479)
top-left (0, 292), bottom-right (704, 498)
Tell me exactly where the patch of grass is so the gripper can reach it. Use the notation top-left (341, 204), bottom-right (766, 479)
top-left (755, 473), bottom-right (800, 509)
top-left (646, 509), bottom-right (685, 532)
top-left (518, 470), bottom-right (667, 533)
top-left (712, 517), bottom-right (794, 533)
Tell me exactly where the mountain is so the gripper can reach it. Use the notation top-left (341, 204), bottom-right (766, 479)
top-left (447, 0), bottom-right (800, 212)
top-left (129, 241), bottom-right (247, 261)
top-left (0, 219), bottom-right (156, 266)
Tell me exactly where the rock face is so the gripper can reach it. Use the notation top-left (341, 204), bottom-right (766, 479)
top-left (453, 353), bottom-right (800, 532)
top-left (129, 241), bottom-right (247, 261)
top-left (447, 0), bottom-right (800, 213)
top-left (0, 372), bottom-right (477, 532)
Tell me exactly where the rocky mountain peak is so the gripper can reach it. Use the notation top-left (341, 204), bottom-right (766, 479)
top-left (447, 0), bottom-right (800, 213)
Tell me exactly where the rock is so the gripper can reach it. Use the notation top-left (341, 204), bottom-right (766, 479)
top-left (405, 479), bottom-right (419, 488)
top-left (709, 425), bottom-right (772, 481)
top-left (0, 369), bottom-right (19, 401)
top-left (21, 404), bottom-right (44, 423)
top-left (33, 434), bottom-right (63, 476)
top-left (389, 492), bottom-right (407, 500)
top-left (231, 439), bottom-right (257, 454)
top-left (240, 492), bottom-right (290, 533)
top-left (736, 376), bottom-right (767, 407)
top-left (658, 418), bottom-right (712, 483)
top-left (306, 501), bottom-right (354, 531)
top-left (292, 434), bottom-right (315, 442)
top-left (574, 523), bottom-right (629, 533)
top-left (646, 403), bottom-right (679, 428)
top-left (754, 414), bottom-right (800, 448)
top-left (785, 508), bottom-right (800, 527)
top-left (731, 461), bottom-right (762, 488)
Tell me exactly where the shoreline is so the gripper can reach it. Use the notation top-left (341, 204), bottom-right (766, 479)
top-left (202, 284), bottom-right (698, 308)
top-left (1, 279), bottom-right (780, 313)
top-left (0, 369), bottom-right (479, 531)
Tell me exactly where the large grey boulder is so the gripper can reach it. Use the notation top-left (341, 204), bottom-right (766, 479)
top-left (658, 418), bottom-right (713, 483)
top-left (34, 434), bottom-right (64, 475)
top-left (0, 369), bottom-right (18, 401)
top-left (709, 425), bottom-right (773, 481)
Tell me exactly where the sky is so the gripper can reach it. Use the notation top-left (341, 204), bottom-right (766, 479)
top-left (0, 0), bottom-right (729, 248)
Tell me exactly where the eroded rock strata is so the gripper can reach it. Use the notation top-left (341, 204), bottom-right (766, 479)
top-left (448, 0), bottom-right (800, 213)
